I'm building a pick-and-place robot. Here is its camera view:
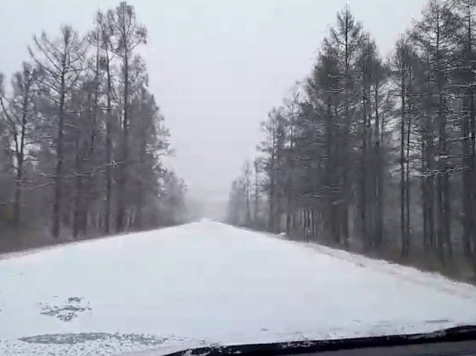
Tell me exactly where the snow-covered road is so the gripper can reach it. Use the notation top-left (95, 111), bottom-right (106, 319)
top-left (1, 220), bottom-right (476, 356)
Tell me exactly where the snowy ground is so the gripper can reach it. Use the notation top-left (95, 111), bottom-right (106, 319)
top-left (1, 220), bottom-right (476, 356)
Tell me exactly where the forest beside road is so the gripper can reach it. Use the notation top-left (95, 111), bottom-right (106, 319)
top-left (228, 0), bottom-right (476, 282)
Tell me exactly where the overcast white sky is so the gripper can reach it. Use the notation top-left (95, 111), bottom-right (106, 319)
top-left (0, 0), bottom-right (427, 218)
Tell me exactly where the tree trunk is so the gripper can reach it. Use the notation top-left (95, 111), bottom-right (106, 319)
top-left (361, 88), bottom-right (368, 250)
top-left (52, 68), bottom-right (66, 239)
top-left (471, 77), bottom-right (476, 271)
top-left (374, 83), bottom-right (383, 250)
top-left (13, 88), bottom-right (29, 231)
top-left (135, 93), bottom-right (147, 230)
top-left (268, 187), bottom-right (275, 232)
top-left (254, 161), bottom-right (259, 226)
top-left (73, 131), bottom-right (83, 239)
top-left (463, 95), bottom-right (474, 260)
top-left (400, 67), bottom-right (408, 259)
top-left (342, 16), bottom-right (351, 248)
top-left (116, 45), bottom-right (129, 233)
top-left (104, 52), bottom-right (113, 234)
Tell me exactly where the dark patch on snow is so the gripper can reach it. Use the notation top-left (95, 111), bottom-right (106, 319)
top-left (67, 296), bottom-right (83, 303)
top-left (39, 297), bottom-right (91, 322)
top-left (19, 332), bottom-right (166, 346)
